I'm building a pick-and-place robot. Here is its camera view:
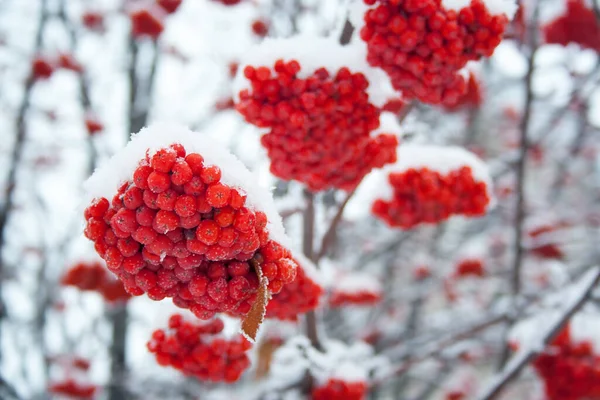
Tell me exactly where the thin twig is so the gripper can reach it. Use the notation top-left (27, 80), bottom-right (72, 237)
top-left (316, 188), bottom-right (356, 261)
top-left (302, 189), bottom-right (322, 351)
top-left (498, 1), bottom-right (539, 369)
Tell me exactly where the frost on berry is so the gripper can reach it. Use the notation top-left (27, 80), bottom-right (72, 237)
top-left (543, 0), bottom-right (600, 53)
top-left (62, 261), bottom-right (130, 303)
top-left (329, 272), bottom-right (383, 308)
top-left (357, 0), bottom-right (514, 105)
top-left (147, 315), bottom-right (252, 382)
top-left (82, 124), bottom-right (295, 322)
top-left (370, 145), bottom-right (492, 229)
top-left (234, 38), bottom-right (399, 192)
top-left (266, 255), bottom-right (323, 321)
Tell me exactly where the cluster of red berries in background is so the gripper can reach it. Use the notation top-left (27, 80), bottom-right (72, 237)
top-left (32, 53), bottom-right (83, 80)
top-left (237, 60), bottom-right (398, 191)
top-left (130, 0), bottom-right (183, 39)
top-left (544, 0), bottom-right (600, 53)
top-left (61, 261), bottom-right (130, 303)
top-left (329, 291), bottom-right (382, 307)
top-left (82, 11), bottom-right (105, 32)
top-left (454, 258), bottom-right (485, 278)
top-left (265, 263), bottom-right (323, 320)
top-left (528, 225), bottom-right (565, 260)
top-left (212, 0), bottom-right (244, 5)
top-left (360, 0), bottom-right (509, 105)
top-left (329, 281), bottom-right (382, 307)
top-left (372, 166), bottom-right (490, 229)
top-left (83, 144), bottom-right (298, 320)
top-left (533, 324), bottom-right (600, 400)
top-left (443, 73), bottom-right (483, 112)
top-left (147, 314), bottom-right (252, 382)
top-left (48, 380), bottom-right (97, 399)
top-left (312, 378), bottom-right (368, 400)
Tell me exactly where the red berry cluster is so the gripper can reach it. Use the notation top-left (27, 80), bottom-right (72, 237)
top-left (312, 378), bottom-right (368, 400)
top-left (85, 115), bottom-right (104, 135)
top-left (158, 0), bottom-right (183, 14)
top-left (372, 166), bottom-right (490, 229)
top-left (252, 20), bottom-right (269, 37)
top-left (544, 0), bottom-right (600, 53)
top-left (48, 380), bottom-right (97, 399)
top-left (329, 286), bottom-right (382, 307)
top-left (237, 61), bottom-right (398, 191)
top-left (212, 0), bottom-right (244, 5)
top-left (528, 225), bottom-right (564, 260)
top-left (533, 325), bottom-right (600, 400)
top-left (147, 314), bottom-right (252, 382)
top-left (83, 144), bottom-right (297, 320)
top-left (443, 73), bottom-right (482, 112)
top-left (454, 258), bottom-right (484, 278)
top-left (130, 7), bottom-right (165, 38)
top-left (32, 53), bottom-right (84, 80)
top-left (61, 261), bottom-right (130, 303)
top-left (266, 262), bottom-right (323, 321)
top-left (360, 0), bottom-right (508, 105)
top-left (82, 11), bottom-right (104, 32)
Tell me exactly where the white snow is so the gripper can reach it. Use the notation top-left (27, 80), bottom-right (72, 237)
top-left (370, 111), bottom-right (404, 138)
top-left (334, 272), bottom-right (382, 295)
top-left (232, 36), bottom-right (396, 108)
top-left (570, 312), bottom-right (600, 353)
top-left (442, 0), bottom-right (518, 18)
top-left (82, 122), bottom-right (290, 247)
top-left (330, 361), bottom-right (368, 382)
top-left (294, 252), bottom-right (325, 287)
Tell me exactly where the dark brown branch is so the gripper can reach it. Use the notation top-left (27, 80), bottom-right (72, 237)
top-left (498, 2), bottom-right (539, 369)
top-left (339, 19), bottom-right (354, 45)
top-left (478, 267), bottom-right (600, 400)
top-left (302, 189), bottom-right (322, 351)
top-left (316, 188), bottom-right (356, 261)
top-left (0, 0), bottom-right (49, 360)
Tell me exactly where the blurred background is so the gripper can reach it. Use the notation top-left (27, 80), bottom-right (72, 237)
top-left (0, 0), bottom-right (599, 399)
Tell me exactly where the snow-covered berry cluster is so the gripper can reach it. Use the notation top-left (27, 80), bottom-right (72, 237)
top-left (147, 314), bottom-right (252, 382)
top-left (61, 261), bottom-right (130, 303)
top-left (372, 165), bottom-right (490, 228)
top-left (83, 126), bottom-right (298, 321)
top-left (544, 0), bottom-right (600, 53)
top-left (329, 272), bottom-right (382, 308)
top-left (312, 378), bottom-right (368, 400)
top-left (534, 324), bottom-right (600, 400)
top-left (358, 0), bottom-right (513, 105)
top-left (235, 39), bottom-right (398, 191)
top-left (266, 257), bottom-right (323, 320)
top-left (48, 380), bottom-right (97, 399)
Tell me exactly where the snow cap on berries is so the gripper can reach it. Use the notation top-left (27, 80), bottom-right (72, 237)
top-left (83, 123), bottom-right (288, 247)
top-left (233, 36), bottom-right (396, 108)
